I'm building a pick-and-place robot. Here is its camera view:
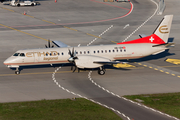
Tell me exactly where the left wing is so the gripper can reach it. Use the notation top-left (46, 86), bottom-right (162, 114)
top-left (93, 61), bottom-right (127, 65)
top-left (74, 55), bottom-right (127, 69)
top-left (52, 41), bottom-right (69, 47)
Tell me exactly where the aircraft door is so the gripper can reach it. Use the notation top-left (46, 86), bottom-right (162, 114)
top-left (34, 52), bottom-right (39, 63)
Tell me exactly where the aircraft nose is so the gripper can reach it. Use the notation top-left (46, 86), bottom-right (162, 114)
top-left (4, 58), bottom-right (10, 65)
top-left (3, 57), bottom-right (14, 66)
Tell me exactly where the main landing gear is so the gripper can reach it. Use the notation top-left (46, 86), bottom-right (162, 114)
top-left (98, 67), bottom-right (105, 75)
top-left (15, 68), bottom-right (20, 75)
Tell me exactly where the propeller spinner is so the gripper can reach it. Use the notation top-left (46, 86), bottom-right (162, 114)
top-left (68, 48), bottom-right (78, 63)
top-left (68, 48), bottom-right (78, 72)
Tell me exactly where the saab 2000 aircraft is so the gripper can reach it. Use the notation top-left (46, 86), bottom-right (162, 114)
top-left (4, 15), bottom-right (174, 75)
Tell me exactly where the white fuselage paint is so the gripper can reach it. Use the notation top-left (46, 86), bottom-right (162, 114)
top-left (4, 43), bottom-right (166, 68)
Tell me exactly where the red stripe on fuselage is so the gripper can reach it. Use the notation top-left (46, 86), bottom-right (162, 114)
top-left (117, 34), bottom-right (165, 45)
top-left (4, 60), bottom-right (68, 66)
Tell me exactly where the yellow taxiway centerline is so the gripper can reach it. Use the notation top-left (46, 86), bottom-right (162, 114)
top-left (2, 7), bottom-right (14, 12)
top-left (0, 24), bottom-right (49, 42)
top-left (63, 26), bottom-right (78, 31)
top-left (1, 7), bottom-right (103, 39)
top-left (0, 71), bottom-right (72, 76)
top-left (86, 33), bottom-right (101, 38)
top-left (25, 14), bottom-right (35, 18)
top-left (0, 66), bottom-right (145, 77)
top-left (42, 19), bottom-right (56, 25)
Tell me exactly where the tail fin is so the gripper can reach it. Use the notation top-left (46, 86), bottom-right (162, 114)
top-left (117, 15), bottom-right (173, 45)
top-left (153, 15), bottom-right (173, 43)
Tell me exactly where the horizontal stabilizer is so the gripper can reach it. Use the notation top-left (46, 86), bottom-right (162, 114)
top-left (52, 41), bottom-right (69, 47)
top-left (152, 43), bottom-right (175, 47)
top-left (139, 34), bottom-right (147, 38)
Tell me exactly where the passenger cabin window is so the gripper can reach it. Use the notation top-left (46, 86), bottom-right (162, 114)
top-left (94, 51), bottom-right (96, 54)
top-left (109, 50), bottom-right (111, 53)
top-left (113, 50), bottom-right (115, 52)
top-left (87, 51), bottom-right (90, 54)
top-left (62, 52), bottom-right (64, 55)
top-left (13, 53), bottom-right (20, 56)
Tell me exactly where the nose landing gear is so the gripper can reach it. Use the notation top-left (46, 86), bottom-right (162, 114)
top-left (15, 68), bottom-right (20, 75)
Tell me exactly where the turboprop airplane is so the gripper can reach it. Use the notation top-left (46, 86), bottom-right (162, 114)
top-left (4, 15), bottom-right (174, 75)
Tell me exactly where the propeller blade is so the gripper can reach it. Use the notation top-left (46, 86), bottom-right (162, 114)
top-left (78, 68), bottom-right (80, 73)
top-left (73, 66), bottom-right (77, 72)
top-left (71, 66), bottom-right (73, 70)
top-left (48, 40), bottom-right (50, 48)
top-left (72, 48), bottom-right (74, 56)
top-left (68, 49), bottom-right (72, 57)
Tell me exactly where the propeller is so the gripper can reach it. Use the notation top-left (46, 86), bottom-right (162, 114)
top-left (68, 48), bottom-right (78, 72)
top-left (45, 40), bottom-right (54, 48)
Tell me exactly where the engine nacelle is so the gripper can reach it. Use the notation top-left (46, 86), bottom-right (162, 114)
top-left (75, 55), bottom-right (110, 69)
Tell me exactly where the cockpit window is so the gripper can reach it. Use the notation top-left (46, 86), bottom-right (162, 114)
top-left (20, 53), bottom-right (25, 57)
top-left (13, 53), bottom-right (25, 57)
top-left (13, 53), bottom-right (20, 56)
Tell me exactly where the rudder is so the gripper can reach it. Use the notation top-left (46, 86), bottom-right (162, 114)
top-left (153, 15), bottom-right (173, 43)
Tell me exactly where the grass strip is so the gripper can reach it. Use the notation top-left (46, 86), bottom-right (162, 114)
top-left (124, 92), bottom-right (180, 118)
top-left (0, 98), bottom-right (122, 120)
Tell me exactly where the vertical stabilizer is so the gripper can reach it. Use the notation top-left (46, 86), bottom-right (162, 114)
top-left (154, 15), bottom-right (173, 43)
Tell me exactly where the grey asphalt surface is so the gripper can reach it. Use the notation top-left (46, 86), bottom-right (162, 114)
top-left (0, 0), bottom-right (180, 120)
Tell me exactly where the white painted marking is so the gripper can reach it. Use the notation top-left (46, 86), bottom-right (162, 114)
top-left (123, 24), bottom-right (129, 29)
top-left (88, 71), bottom-right (179, 120)
top-left (87, 25), bottom-right (113, 46)
top-left (51, 1), bottom-right (179, 120)
top-left (122, 0), bottom-right (159, 42)
top-left (52, 67), bottom-right (130, 120)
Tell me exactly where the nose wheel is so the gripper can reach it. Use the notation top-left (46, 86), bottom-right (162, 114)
top-left (15, 68), bottom-right (20, 75)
